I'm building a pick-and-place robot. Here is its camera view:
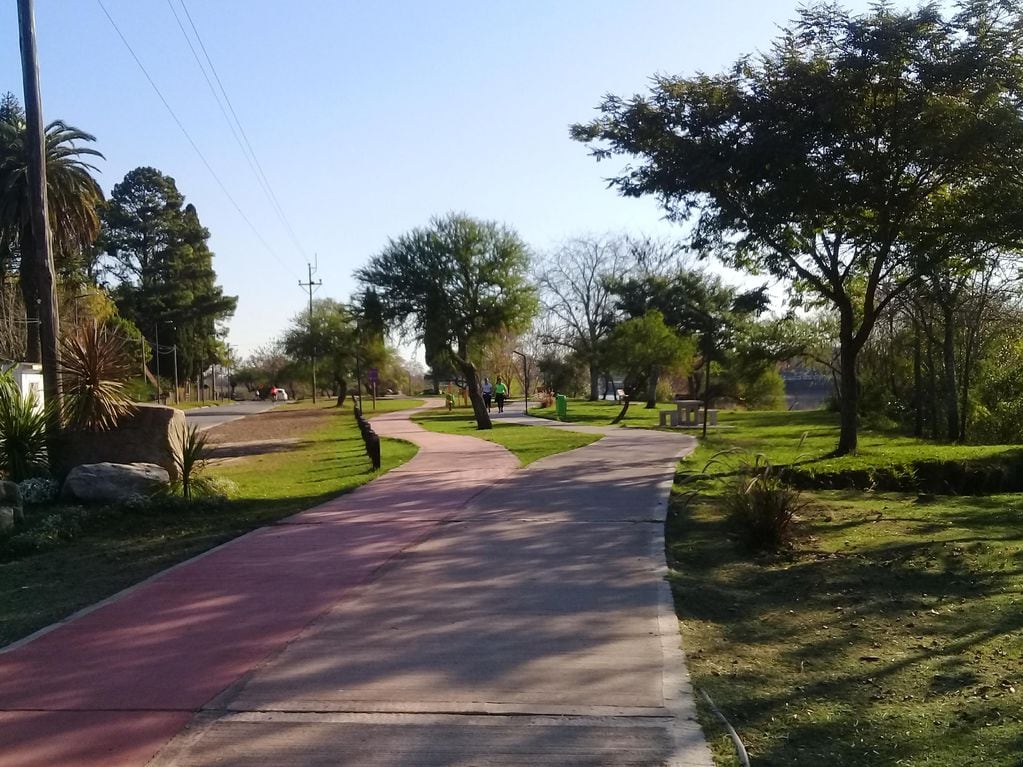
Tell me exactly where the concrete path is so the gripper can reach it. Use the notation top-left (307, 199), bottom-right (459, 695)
top-left (0, 403), bottom-right (712, 766)
top-left (184, 400), bottom-right (276, 431)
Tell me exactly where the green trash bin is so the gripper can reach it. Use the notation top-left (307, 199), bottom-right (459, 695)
top-left (555, 394), bottom-right (568, 419)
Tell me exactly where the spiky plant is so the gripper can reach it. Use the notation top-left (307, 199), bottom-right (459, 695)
top-left (59, 325), bottom-right (136, 431)
top-left (175, 423), bottom-right (208, 501)
top-left (0, 368), bottom-right (48, 481)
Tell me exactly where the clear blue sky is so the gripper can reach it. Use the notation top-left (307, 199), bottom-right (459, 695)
top-left (2, 0), bottom-right (888, 359)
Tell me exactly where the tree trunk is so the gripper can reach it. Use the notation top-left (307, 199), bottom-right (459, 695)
top-left (926, 334), bottom-right (939, 440)
top-left (19, 238), bottom-right (41, 363)
top-left (335, 378), bottom-right (348, 407)
top-left (457, 359), bottom-right (492, 430)
top-left (588, 364), bottom-right (599, 401)
top-left (610, 396), bottom-right (630, 424)
top-left (603, 373), bottom-right (614, 400)
top-left (912, 317), bottom-right (923, 438)
top-left (645, 365), bottom-right (659, 409)
top-left (835, 321), bottom-right (859, 456)
top-left (941, 305), bottom-right (959, 442)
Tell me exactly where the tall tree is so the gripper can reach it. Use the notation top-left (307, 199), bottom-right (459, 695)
top-left (101, 167), bottom-right (236, 381)
top-left (282, 297), bottom-right (358, 399)
top-left (604, 310), bottom-right (692, 423)
top-left (537, 236), bottom-right (624, 400)
top-left (357, 213), bottom-right (537, 429)
top-left (572, 2), bottom-right (1023, 454)
top-left (0, 92), bottom-right (103, 361)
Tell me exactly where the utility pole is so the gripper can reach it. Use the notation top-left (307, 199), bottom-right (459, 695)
top-left (154, 324), bottom-right (161, 401)
top-left (18, 0), bottom-right (62, 429)
top-left (299, 261), bottom-right (322, 403)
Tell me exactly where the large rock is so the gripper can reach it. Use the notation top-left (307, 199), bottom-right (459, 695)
top-left (62, 462), bottom-right (170, 503)
top-left (52, 404), bottom-right (186, 481)
top-left (0, 480), bottom-right (20, 532)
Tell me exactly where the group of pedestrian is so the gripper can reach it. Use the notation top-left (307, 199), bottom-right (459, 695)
top-left (481, 376), bottom-right (508, 413)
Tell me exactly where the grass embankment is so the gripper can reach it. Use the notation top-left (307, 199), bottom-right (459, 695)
top-left (668, 409), bottom-right (1023, 766)
top-left (0, 399), bottom-right (421, 648)
top-left (413, 405), bottom-right (601, 465)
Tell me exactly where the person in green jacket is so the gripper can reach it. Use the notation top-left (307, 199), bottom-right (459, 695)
top-left (494, 377), bottom-right (508, 413)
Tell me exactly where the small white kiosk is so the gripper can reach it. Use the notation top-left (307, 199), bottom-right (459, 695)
top-left (9, 362), bottom-right (44, 413)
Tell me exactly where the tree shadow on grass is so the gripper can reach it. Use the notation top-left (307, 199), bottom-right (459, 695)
top-left (665, 488), bottom-right (1023, 767)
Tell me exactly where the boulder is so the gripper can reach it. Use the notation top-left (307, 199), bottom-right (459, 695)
top-left (62, 462), bottom-right (170, 504)
top-left (0, 481), bottom-right (22, 531)
top-left (52, 404), bottom-right (186, 481)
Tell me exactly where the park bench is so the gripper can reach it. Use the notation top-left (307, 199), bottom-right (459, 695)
top-left (615, 388), bottom-right (627, 402)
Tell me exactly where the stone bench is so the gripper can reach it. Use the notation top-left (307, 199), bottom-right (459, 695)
top-left (658, 410), bottom-right (679, 427)
top-left (695, 408), bottom-right (719, 426)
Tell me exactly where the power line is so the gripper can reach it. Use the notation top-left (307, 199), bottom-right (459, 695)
top-left (166, 0), bottom-right (309, 261)
top-left (94, 0), bottom-right (300, 280)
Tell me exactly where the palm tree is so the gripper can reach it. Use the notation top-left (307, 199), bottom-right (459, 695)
top-left (0, 92), bottom-right (103, 361)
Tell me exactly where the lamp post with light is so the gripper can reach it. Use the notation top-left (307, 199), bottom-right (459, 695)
top-left (512, 350), bottom-right (528, 415)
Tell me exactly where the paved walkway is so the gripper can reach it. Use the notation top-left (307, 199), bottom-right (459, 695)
top-left (0, 403), bottom-right (712, 766)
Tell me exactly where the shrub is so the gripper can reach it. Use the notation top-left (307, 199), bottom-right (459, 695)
top-left (17, 477), bottom-right (59, 505)
top-left (0, 370), bottom-right (49, 481)
top-left (706, 450), bottom-right (805, 552)
top-left (59, 325), bottom-right (136, 431)
top-left (190, 475), bottom-right (238, 500)
top-left (174, 423), bottom-right (209, 501)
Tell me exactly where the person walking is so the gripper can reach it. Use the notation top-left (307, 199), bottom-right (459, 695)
top-left (494, 377), bottom-right (508, 413)
top-left (482, 377), bottom-right (494, 411)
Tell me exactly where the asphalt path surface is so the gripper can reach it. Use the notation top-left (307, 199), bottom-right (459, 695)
top-left (0, 401), bottom-right (713, 766)
top-left (183, 400), bottom-right (277, 431)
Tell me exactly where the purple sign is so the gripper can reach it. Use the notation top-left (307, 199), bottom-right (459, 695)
top-left (367, 368), bottom-right (379, 383)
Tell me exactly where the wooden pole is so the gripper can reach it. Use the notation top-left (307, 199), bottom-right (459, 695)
top-left (299, 262), bottom-right (322, 403)
top-left (18, 0), bottom-right (63, 430)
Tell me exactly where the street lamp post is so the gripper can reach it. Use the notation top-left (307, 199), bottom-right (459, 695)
top-left (172, 345), bottom-right (179, 404)
top-left (154, 324), bottom-right (161, 402)
top-left (512, 350), bottom-right (528, 415)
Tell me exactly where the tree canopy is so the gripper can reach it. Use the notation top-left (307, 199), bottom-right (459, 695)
top-left (572, 1), bottom-right (1023, 453)
top-left (101, 166), bottom-right (237, 380)
top-left (357, 213), bottom-right (537, 428)
top-left (0, 92), bottom-right (104, 361)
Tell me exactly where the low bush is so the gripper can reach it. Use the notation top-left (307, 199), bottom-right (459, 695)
top-left (190, 475), bottom-right (239, 500)
top-left (0, 387), bottom-right (48, 481)
top-left (17, 477), bottom-right (59, 505)
top-left (705, 449), bottom-right (805, 552)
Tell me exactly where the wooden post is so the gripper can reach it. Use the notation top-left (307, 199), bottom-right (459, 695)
top-left (17, 0), bottom-right (63, 426)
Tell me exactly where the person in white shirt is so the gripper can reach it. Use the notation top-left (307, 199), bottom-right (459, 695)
top-left (482, 377), bottom-right (494, 411)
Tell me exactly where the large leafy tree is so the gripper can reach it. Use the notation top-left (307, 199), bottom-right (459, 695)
top-left (358, 213), bottom-right (537, 429)
top-left (604, 310), bottom-right (692, 423)
top-left (101, 167), bottom-right (236, 381)
top-left (572, 2), bottom-right (1023, 454)
top-left (281, 297), bottom-right (358, 399)
top-left (0, 92), bottom-right (103, 361)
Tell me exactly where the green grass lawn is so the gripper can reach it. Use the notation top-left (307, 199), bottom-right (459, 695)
top-left (668, 410), bottom-right (1023, 766)
top-left (535, 400), bottom-right (1023, 483)
top-left (413, 406), bottom-right (601, 465)
top-left (529, 397), bottom-right (670, 428)
top-left (0, 399), bottom-right (421, 648)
